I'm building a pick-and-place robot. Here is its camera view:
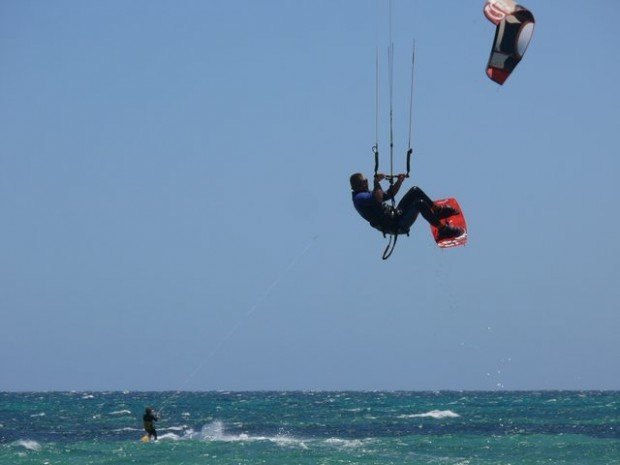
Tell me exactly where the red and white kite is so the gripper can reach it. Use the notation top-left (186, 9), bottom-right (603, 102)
top-left (484, 0), bottom-right (535, 84)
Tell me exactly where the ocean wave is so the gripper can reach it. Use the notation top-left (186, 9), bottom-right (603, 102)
top-left (399, 410), bottom-right (460, 419)
top-left (158, 432), bottom-right (183, 441)
top-left (163, 426), bottom-right (187, 431)
top-left (13, 440), bottom-right (42, 451)
top-left (82, 394), bottom-right (95, 399)
top-left (324, 438), bottom-right (365, 448)
top-left (175, 421), bottom-right (308, 449)
top-left (154, 421), bottom-right (366, 451)
top-left (30, 412), bottom-right (46, 418)
top-left (109, 409), bottom-right (132, 416)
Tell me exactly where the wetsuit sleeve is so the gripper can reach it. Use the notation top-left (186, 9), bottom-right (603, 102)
top-left (354, 191), bottom-right (374, 206)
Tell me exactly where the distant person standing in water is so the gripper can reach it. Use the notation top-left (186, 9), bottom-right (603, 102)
top-left (143, 407), bottom-right (158, 441)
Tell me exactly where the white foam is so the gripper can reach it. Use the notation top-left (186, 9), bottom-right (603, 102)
top-left (109, 409), bottom-right (132, 416)
top-left (190, 420), bottom-right (225, 440)
top-left (30, 413), bottom-right (46, 418)
top-left (163, 426), bottom-right (187, 431)
top-left (181, 421), bottom-right (308, 449)
top-left (399, 410), bottom-right (460, 419)
top-left (14, 440), bottom-right (42, 451)
top-left (324, 437), bottom-right (364, 448)
top-left (159, 432), bottom-right (183, 441)
top-left (82, 394), bottom-right (95, 399)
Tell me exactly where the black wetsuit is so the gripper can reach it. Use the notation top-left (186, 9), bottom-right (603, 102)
top-left (352, 185), bottom-right (441, 234)
top-left (143, 411), bottom-right (158, 440)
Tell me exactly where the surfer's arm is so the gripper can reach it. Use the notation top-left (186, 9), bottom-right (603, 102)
top-left (384, 174), bottom-right (405, 200)
top-left (373, 175), bottom-right (386, 202)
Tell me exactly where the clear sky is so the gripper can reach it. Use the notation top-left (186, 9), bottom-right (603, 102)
top-left (1, 0), bottom-right (619, 391)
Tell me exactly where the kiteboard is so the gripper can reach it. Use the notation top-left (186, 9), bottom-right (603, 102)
top-left (430, 198), bottom-right (467, 248)
top-left (140, 434), bottom-right (150, 443)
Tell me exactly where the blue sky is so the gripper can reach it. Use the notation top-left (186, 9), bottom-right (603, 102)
top-left (1, 0), bottom-right (618, 391)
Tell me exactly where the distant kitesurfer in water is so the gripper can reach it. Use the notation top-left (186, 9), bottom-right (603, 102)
top-left (350, 173), bottom-right (463, 239)
top-left (143, 407), bottom-right (158, 441)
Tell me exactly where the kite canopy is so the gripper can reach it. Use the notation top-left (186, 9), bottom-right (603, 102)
top-left (484, 0), bottom-right (517, 25)
top-left (484, 0), bottom-right (535, 85)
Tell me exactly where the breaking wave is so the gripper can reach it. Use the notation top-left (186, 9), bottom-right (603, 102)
top-left (399, 410), bottom-right (460, 419)
top-left (13, 440), bottom-right (42, 451)
top-left (159, 420), bottom-right (370, 451)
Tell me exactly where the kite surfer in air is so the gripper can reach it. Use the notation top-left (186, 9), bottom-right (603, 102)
top-left (350, 172), bottom-right (463, 240)
top-left (143, 407), bottom-right (159, 441)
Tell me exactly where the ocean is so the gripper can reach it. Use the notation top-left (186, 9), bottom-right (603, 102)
top-left (0, 391), bottom-right (617, 464)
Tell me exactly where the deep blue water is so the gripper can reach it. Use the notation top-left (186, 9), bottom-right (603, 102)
top-left (0, 391), bottom-right (618, 464)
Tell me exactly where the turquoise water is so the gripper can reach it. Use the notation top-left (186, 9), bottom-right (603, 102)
top-left (1, 392), bottom-right (618, 464)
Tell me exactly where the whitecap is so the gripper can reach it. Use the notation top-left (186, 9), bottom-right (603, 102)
top-left (163, 426), bottom-right (187, 431)
top-left (192, 420), bottom-right (226, 440)
top-left (324, 437), bottom-right (364, 448)
top-left (448, 397), bottom-right (469, 405)
top-left (14, 440), bottom-right (42, 451)
top-left (30, 413), bottom-right (46, 418)
top-left (183, 421), bottom-right (308, 449)
top-left (159, 432), bottom-right (183, 441)
top-left (82, 394), bottom-right (95, 399)
top-left (399, 410), bottom-right (460, 419)
top-left (109, 410), bottom-right (132, 416)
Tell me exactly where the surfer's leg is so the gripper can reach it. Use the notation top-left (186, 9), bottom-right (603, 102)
top-left (398, 187), bottom-right (441, 228)
top-left (398, 186), bottom-right (435, 210)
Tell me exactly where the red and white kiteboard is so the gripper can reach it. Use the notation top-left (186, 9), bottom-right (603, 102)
top-left (430, 198), bottom-right (468, 248)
